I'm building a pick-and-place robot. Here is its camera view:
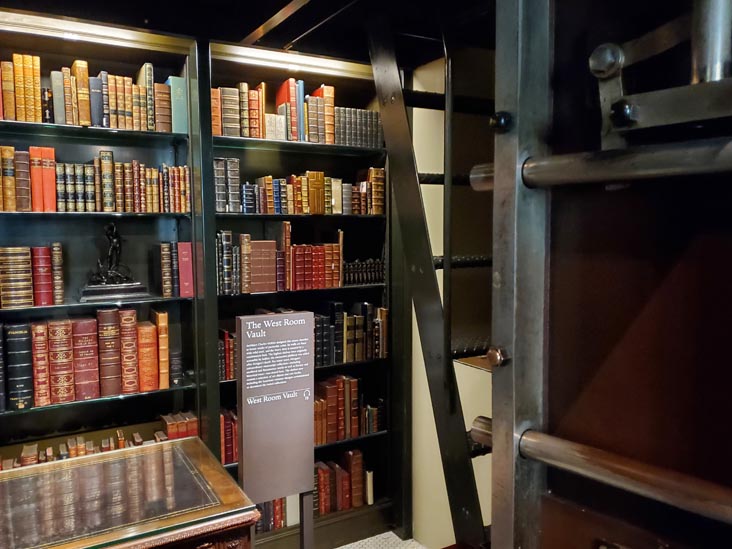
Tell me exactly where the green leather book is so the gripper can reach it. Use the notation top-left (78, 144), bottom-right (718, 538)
top-left (165, 75), bottom-right (188, 134)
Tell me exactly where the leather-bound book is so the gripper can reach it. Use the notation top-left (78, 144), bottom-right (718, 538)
top-left (14, 150), bottom-right (30, 212)
top-left (317, 380), bottom-right (337, 443)
top-left (131, 83), bottom-right (141, 131)
top-left (304, 245), bottom-right (314, 290)
top-left (327, 462), bottom-right (340, 511)
top-left (113, 75), bottom-right (124, 129)
top-left (70, 75), bottom-right (79, 125)
top-left (238, 82), bottom-right (249, 137)
top-left (5, 323), bottom-right (33, 409)
top-left (60, 67), bottom-right (73, 125)
top-left (1, 145), bottom-right (16, 211)
top-left (1, 61), bottom-right (15, 121)
top-left (351, 184), bottom-right (360, 214)
top-left (344, 449), bottom-right (364, 507)
top-left (345, 315), bottom-right (356, 363)
top-left (177, 241), bottom-right (194, 298)
top-left (72, 317), bottom-right (100, 400)
top-left (169, 240), bottom-right (180, 297)
top-left (348, 377), bottom-right (359, 437)
top-left (276, 250), bottom-right (285, 292)
top-left (12, 54), bottom-right (25, 121)
top-left (161, 165), bottom-right (170, 212)
top-left (154, 83), bottom-right (171, 133)
top-left (152, 309), bottom-right (169, 390)
top-left (123, 76), bottom-right (133, 129)
top-left (99, 150), bottom-right (114, 212)
top-left (137, 321), bottom-right (158, 392)
top-left (135, 63), bottom-right (155, 131)
top-left (20, 443), bottom-right (38, 466)
top-left (54, 161), bottom-right (66, 212)
top-left (73, 162), bottom-right (85, 212)
top-left (40, 85), bottom-right (52, 123)
top-left (51, 242), bottom-right (64, 305)
top-left (352, 315), bottom-right (365, 361)
top-left (315, 96), bottom-right (325, 144)
top-left (333, 376), bottom-right (345, 440)
top-left (341, 468), bottom-right (351, 510)
top-left (169, 320), bottom-right (183, 386)
top-left (315, 462), bottom-right (331, 514)
top-left (329, 302), bottom-right (344, 364)
top-left (31, 246), bottom-right (52, 306)
top-left (40, 146), bottom-right (56, 212)
top-left (31, 322), bottom-right (51, 407)
top-left (0, 323), bottom-right (4, 411)
top-left (314, 245), bottom-right (326, 289)
top-left (324, 177), bottom-right (332, 215)
top-left (89, 76), bottom-right (103, 127)
top-left (62, 163), bottom-right (75, 212)
top-left (211, 87), bottom-right (222, 136)
top-left (113, 162), bottom-right (123, 213)
top-left (219, 231), bottom-right (233, 295)
top-left (248, 88), bottom-right (260, 138)
top-left (255, 82), bottom-right (267, 138)
top-left (71, 60), bottom-right (91, 126)
top-left (0, 246), bottom-right (33, 309)
top-left (306, 95), bottom-right (318, 142)
top-left (97, 71), bottom-right (110, 127)
top-left (119, 308), bottom-right (139, 394)
top-left (123, 162), bottom-right (133, 212)
top-left (28, 146), bottom-right (43, 212)
top-left (132, 159), bottom-right (141, 212)
top-left (276, 78), bottom-right (298, 141)
top-left (96, 308), bottom-right (122, 396)
top-left (305, 170), bottom-right (325, 214)
top-left (108, 73), bottom-right (117, 128)
top-left (83, 164), bottom-right (95, 212)
top-left (157, 242), bottom-right (173, 298)
top-left (48, 319), bottom-right (74, 403)
top-left (220, 87), bottom-right (240, 137)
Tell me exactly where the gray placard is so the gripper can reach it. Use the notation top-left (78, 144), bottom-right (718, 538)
top-left (237, 311), bottom-right (315, 503)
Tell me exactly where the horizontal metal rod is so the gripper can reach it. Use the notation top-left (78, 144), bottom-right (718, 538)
top-left (433, 255), bottom-right (492, 269)
top-left (523, 136), bottom-right (732, 187)
top-left (520, 431), bottom-right (732, 525)
top-left (418, 172), bottom-right (471, 185)
top-left (469, 163), bottom-right (494, 191)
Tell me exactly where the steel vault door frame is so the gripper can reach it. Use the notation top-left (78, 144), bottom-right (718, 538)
top-left (492, 0), bottom-right (553, 547)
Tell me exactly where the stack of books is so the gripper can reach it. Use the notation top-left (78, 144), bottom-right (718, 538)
top-left (0, 244), bottom-right (63, 309)
top-left (155, 241), bottom-right (195, 298)
top-left (314, 449), bottom-right (374, 517)
top-left (0, 57), bottom-right (188, 133)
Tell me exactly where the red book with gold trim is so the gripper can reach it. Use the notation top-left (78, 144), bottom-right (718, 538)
top-left (72, 317), bottom-right (100, 400)
top-left (97, 308), bottom-right (121, 396)
top-left (48, 319), bottom-right (74, 403)
top-left (30, 322), bottom-right (51, 407)
top-left (31, 246), bottom-right (52, 306)
top-left (137, 321), bottom-right (158, 392)
top-left (119, 309), bottom-right (139, 394)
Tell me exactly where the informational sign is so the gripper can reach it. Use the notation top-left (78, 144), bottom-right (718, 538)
top-left (237, 311), bottom-right (314, 503)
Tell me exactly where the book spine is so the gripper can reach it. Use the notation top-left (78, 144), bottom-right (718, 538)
top-left (41, 86), bottom-right (52, 123)
top-left (167, 76), bottom-right (188, 134)
top-left (137, 321), bottom-right (159, 392)
top-left (123, 162), bottom-right (133, 212)
top-left (238, 82), bottom-right (249, 137)
top-left (132, 83), bottom-right (141, 131)
top-left (31, 322), bottom-right (51, 407)
top-left (97, 308), bottom-right (122, 396)
top-left (74, 162), bottom-right (84, 212)
top-left (5, 323), bottom-right (33, 410)
top-left (31, 246), bottom-right (53, 307)
top-left (119, 309), bottom-right (139, 394)
top-left (98, 71), bottom-right (110, 127)
top-left (51, 242), bottom-right (63, 305)
top-left (89, 76), bottom-right (103, 127)
top-left (12, 54), bottom-right (25, 122)
top-left (248, 89), bottom-right (260, 138)
top-left (113, 162), bottom-right (123, 213)
top-left (123, 76), bottom-right (133, 129)
top-left (145, 63), bottom-right (155, 131)
top-left (14, 150), bottom-right (31, 212)
top-left (48, 319), bottom-right (74, 403)
top-left (70, 75), bottom-right (79, 125)
top-left (84, 164), bottom-right (95, 212)
top-left (170, 241), bottom-right (180, 297)
top-left (159, 242), bottom-right (173, 298)
top-left (62, 163), bottom-right (74, 212)
top-left (72, 60), bottom-right (91, 126)
top-left (153, 310), bottom-right (169, 390)
top-left (1, 146), bottom-right (15, 212)
top-left (41, 147), bottom-right (56, 212)
top-left (60, 66), bottom-right (73, 125)
top-left (99, 151), bottom-right (114, 212)
top-left (72, 318), bottom-right (100, 400)
top-left (108, 73), bottom-right (117, 128)
top-left (1, 62), bottom-right (15, 121)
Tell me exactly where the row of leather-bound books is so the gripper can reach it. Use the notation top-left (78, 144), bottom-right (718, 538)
top-left (156, 241), bottom-right (195, 299)
top-left (214, 161), bottom-right (385, 217)
top-left (214, 226), bottom-right (344, 296)
top-left (314, 449), bottom-right (374, 518)
top-left (0, 146), bottom-right (191, 213)
top-left (0, 244), bottom-right (63, 310)
top-left (0, 308), bottom-right (184, 412)
top-left (0, 56), bottom-right (188, 133)
top-left (212, 79), bottom-right (382, 148)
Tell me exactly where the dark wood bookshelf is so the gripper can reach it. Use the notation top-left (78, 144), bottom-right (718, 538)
top-left (217, 284), bottom-right (385, 301)
top-left (313, 358), bottom-right (389, 373)
top-left (0, 296), bottom-right (193, 318)
top-left (213, 135), bottom-right (385, 158)
top-left (0, 119), bottom-right (188, 145)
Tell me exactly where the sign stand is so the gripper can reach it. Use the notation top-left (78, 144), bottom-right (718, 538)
top-left (300, 491), bottom-right (314, 549)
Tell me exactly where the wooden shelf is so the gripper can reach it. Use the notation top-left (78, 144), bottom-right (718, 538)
top-left (0, 296), bottom-right (193, 319)
top-left (0, 119), bottom-right (188, 145)
top-left (0, 211), bottom-right (190, 219)
top-left (213, 136), bottom-right (385, 157)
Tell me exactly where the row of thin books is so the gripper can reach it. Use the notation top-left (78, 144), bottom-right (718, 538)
top-left (0, 308), bottom-right (185, 413)
top-left (215, 226), bottom-right (344, 296)
top-left (3, 417), bottom-right (197, 468)
top-left (215, 161), bottom-right (385, 216)
top-left (0, 56), bottom-right (188, 133)
top-left (343, 259), bottom-right (386, 286)
top-left (0, 244), bottom-right (63, 310)
top-left (212, 79), bottom-right (382, 148)
top-left (0, 146), bottom-right (191, 213)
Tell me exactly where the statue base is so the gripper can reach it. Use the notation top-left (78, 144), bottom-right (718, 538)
top-left (79, 282), bottom-right (150, 303)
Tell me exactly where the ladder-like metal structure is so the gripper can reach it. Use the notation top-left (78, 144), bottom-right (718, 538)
top-left (367, 19), bottom-right (500, 549)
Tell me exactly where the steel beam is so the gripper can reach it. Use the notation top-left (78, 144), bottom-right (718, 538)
top-left (492, 0), bottom-right (553, 546)
top-left (368, 20), bottom-right (486, 549)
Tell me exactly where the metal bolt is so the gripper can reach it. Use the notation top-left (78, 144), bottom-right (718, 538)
top-left (488, 111), bottom-right (512, 133)
top-left (589, 43), bottom-right (624, 79)
top-left (486, 346), bottom-right (510, 368)
top-left (609, 99), bottom-right (639, 128)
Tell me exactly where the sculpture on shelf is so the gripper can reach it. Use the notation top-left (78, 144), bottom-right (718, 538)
top-left (80, 222), bottom-right (149, 302)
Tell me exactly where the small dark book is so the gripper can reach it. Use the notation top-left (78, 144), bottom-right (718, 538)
top-left (0, 322), bottom-right (5, 412)
top-left (329, 301), bottom-right (344, 364)
top-left (4, 323), bottom-right (33, 410)
top-left (89, 76), bottom-right (103, 127)
top-left (169, 240), bottom-right (180, 297)
top-left (169, 319), bottom-right (184, 386)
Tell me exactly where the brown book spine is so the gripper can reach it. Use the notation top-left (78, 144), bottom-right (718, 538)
top-left (96, 308), bottom-right (121, 396)
top-left (123, 162), bottom-right (133, 212)
top-left (23, 55), bottom-right (34, 123)
top-left (71, 60), bottom-right (91, 126)
top-left (72, 317), bottom-right (100, 400)
top-left (31, 322), bottom-right (51, 407)
top-left (114, 75), bottom-right (124, 130)
top-left (152, 309), bottom-right (169, 389)
top-left (51, 242), bottom-right (63, 305)
top-left (137, 321), bottom-right (158, 392)
top-left (154, 83), bottom-right (171, 133)
top-left (100, 150), bottom-right (114, 212)
top-left (335, 376), bottom-right (345, 441)
top-left (123, 76), bottom-right (133, 130)
top-left (139, 163), bottom-right (147, 212)
top-left (108, 74), bottom-right (117, 128)
top-left (1, 146), bottom-right (16, 212)
top-left (113, 162), bottom-right (123, 213)
top-left (132, 159), bottom-right (141, 212)
top-left (119, 309), bottom-right (139, 394)
top-left (93, 156), bottom-right (102, 212)
top-left (132, 83), bottom-right (141, 131)
top-left (48, 319), bottom-right (74, 403)
top-left (32, 56), bottom-right (41, 123)
top-left (1, 61), bottom-right (15, 122)
top-left (60, 67), bottom-right (73, 125)
top-left (12, 54), bottom-right (25, 122)
top-left (70, 75), bottom-right (79, 125)
top-left (14, 150), bottom-right (30, 212)
top-left (159, 242), bottom-right (172, 298)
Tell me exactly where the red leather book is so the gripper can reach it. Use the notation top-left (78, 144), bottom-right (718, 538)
top-left (317, 381), bottom-right (337, 443)
top-left (31, 246), bottom-right (53, 306)
top-left (292, 245), bottom-right (306, 291)
top-left (349, 377), bottom-right (359, 438)
top-left (211, 88), bottom-right (222, 136)
top-left (177, 242), bottom-right (194, 298)
top-left (41, 147), bottom-right (56, 212)
top-left (29, 146), bottom-right (43, 212)
top-left (341, 469), bottom-right (351, 510)
top-left (314, 245), bottom-right (326, 289)
top-left (316, 462), bottom-right (331, 515)
top-left (273, 497), bottom-right (283, 530)
top-left (132, 159), bottom-right (140, 212)
top-left (183, 411), bottom-right (199, 437)
top-left (72, 317), bottom-right (100, 400)
top-left (161, 414), bottom-right (179, 440)
top-left (334, 376), bottom-right (345, 441)
top-left (230, 410), bottom-right (238, 462)
top-left (30, 322), bottom-right (51, 407)
top-left (223, 410), bottom-right (233, 464)
top-left (96, 308), bottom-right (121, 396)
top-left (137, 321), bottom-right (158, 392)
top-left (324, 244), bottom-right (333, 289)
top-left (48, 319), bottom-right (74, 403)
top-left (119, 308), bottom-right (139, 394)
top-left (219, 412), bottom-right (224, 460)
top-left (152, 309), bottom-right (169, 390)
top-left (304, 245), bottom-right (313, 290)
top-left (344, 449), bottom-right (364, 508)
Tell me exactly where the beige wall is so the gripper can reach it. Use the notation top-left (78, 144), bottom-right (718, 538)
top-left (411, 54), bottom-right (493, 549)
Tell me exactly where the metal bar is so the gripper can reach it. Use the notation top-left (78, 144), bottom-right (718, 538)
top-left (692, 0), bottom-right (732, 83)
top-left (187, 39), bottom-right (221, 458)
top-left (283, 0), bottom-right (360, 50)
top-left (470, 416), bottom-right (493, 449)
top-left (368, 19), bottom-right (486, 549)
top-left (469, 163), bottom-right (494, 191)
top-left (523, 135), bottom-right (732, 188)
top-left (520, 430), bottom-right (732, 525)
top-left (240, 0), bottom-right (310, 45)
top-left (299, 491), bottom-right (314, 549)
top-left (418, 172), bottom-right (471, 186)
top-left (443, 33), bottom-right (455, 414)
top-left (492, 0), bottom-right (553, 546)
top-left (433, 255), bottom-right (493, 270)
top-left (621, 13), bottom-right (691, 67)
top-left (402, 89), bottom-right (495, 114)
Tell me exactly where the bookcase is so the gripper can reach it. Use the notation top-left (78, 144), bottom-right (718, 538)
top-left (0, 10), bottom-right (411, 547)
top-left (0, 11), bottom-right (213, 450)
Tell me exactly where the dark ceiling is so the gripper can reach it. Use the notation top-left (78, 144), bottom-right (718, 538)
top-left (0, 0), bottom-right (494, 67)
